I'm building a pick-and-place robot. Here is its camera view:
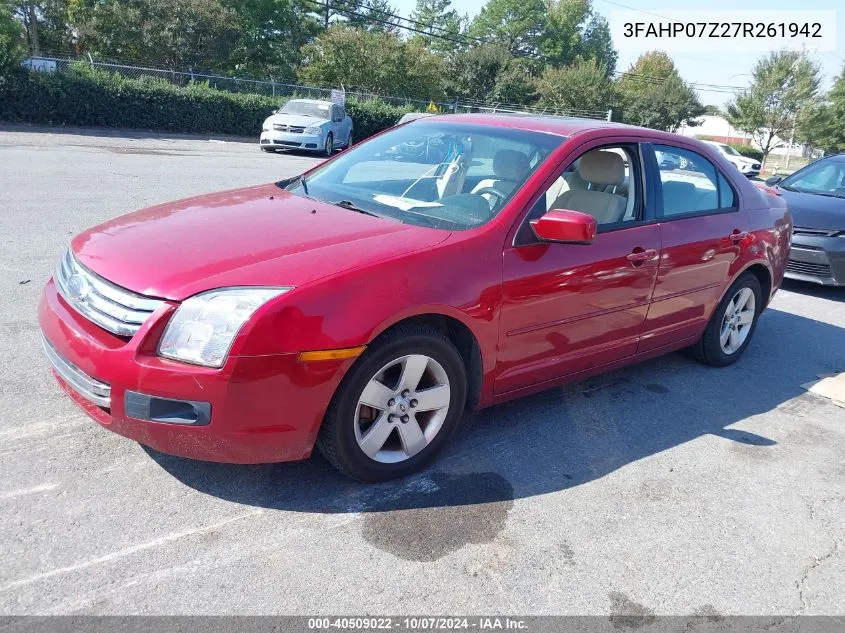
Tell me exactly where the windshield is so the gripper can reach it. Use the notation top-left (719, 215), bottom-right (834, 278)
top-left (720, 144), bottom-right (740, 156)
top-left (280, 101), bottom-right (330, 119)
top-left (283, 121), bottom-right (564, 230)
top-left (780, 159), bottom-right (845, 198)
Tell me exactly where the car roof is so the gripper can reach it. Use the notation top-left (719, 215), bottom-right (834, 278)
top-left (425, 112), bottom-right (623, 136)
top-left (420, 112), bottom-right (691, 142)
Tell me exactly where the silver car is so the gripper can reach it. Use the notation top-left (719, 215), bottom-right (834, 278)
top-left (260, 99), bottom-right (353, 156)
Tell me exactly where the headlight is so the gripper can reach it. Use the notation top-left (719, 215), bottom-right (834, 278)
top-left (158, 287), bottom-right (292, 368)
top-left (305, 126), bottom-right (322, 136)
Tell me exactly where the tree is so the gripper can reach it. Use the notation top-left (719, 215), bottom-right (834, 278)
top-left (73, 0), bottom-right (239, 70)
top-left (409, 0), bottom-right (463, 54)
top-left (703, 104), bottom-right (723, 116)
top-left (535, 58), bottom-right (612, 115)
top-left (795, 65), bottom-right (845, 155)
top-left (726, 50), bottom-right (821, 163)
top-left (299, 26), bottom-right (444, 99)
top-left (342, 0), bottom-right (401, 34)
top-left (615, 51), bottom-right (705, 131)
top-left (12, 1), bottom-right (73, 56)
top-left (578, 14), bottom-right (615, 75)
top-left (540, 1), bottom-right (615, 73)
top-left (541, 0), bottom-right (588, 67)
top-left (1, 0), bottom-right (27, 75)
top-left (468, 0), bottom-right (548, 58)
top-left (444, 43), bottom-right (506, 102)
top-left (220, 0), bottom-right (319, 81)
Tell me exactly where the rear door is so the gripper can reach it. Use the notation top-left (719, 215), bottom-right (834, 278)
top-left (638, 142), bottom-right (748, 352)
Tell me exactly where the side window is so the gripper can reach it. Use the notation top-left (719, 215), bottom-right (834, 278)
top-left (718, 173), bottom-right (735, 208)
top-left (534, 145), bottom-right (641, 228)
top-left (654, 144), bottom-right (736, 217)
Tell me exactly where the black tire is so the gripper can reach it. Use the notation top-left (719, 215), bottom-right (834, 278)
top-left (324, 133), bottom-right (333, 157)
top-left (693, 272), bottom-right (763, 367)
top-left (317, 324), bottom-right (468, 481)
top-left (344, 132), bottom-right (353, 149)
top-left (261, 146), bottom-right (276, 153)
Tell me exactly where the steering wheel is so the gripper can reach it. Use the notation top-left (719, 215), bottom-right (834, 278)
top-left (472, 186), bottom-right (510, 207)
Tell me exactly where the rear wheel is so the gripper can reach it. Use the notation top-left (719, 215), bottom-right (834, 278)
top-left (344, 132), bottom-right (353, 149)
top-left (693, 272), bottom-right (762, 366)
top-left (317, 324), bottom-right (467, 481)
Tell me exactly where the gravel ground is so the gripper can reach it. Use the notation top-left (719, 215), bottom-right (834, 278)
top-left (1, 127), bottom-right (844, 616)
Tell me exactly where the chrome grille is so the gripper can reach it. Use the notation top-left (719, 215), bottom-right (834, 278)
top-left (41, 334), bottom-right (111, 407)
top-left (272, 124), bottom-right (305, 134)
top-left (55, 250), bottom-right (163, 337)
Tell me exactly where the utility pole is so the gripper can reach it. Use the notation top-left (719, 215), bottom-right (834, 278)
top-left (785, 119), bottom-right (796, 171)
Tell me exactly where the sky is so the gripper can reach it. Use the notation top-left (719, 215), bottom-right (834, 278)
top-left (389, 0), bottom-right (845, 108)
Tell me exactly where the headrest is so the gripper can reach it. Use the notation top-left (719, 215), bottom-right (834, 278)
top-left (577, 151), bottom-right (625, 186)
top-left (493, 150), bottom-right (531, 182)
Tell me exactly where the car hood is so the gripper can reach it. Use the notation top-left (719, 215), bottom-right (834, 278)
top-left (734, 155), bottom-right (759, 165)
top-left (777, 188), bottom-right (845, 231)
top-left (71, 184), bottom-right (450, 301)
top-left (265, 113), bottom-right (328, 128)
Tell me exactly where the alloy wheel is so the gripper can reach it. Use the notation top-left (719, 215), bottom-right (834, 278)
top-left (719, 287), bottom-right (756, 354)
top-left (354, 354), bottom-right (451, 463)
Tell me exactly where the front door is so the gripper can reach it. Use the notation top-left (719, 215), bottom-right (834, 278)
top-left (496, 141), bottom-right (661, 395)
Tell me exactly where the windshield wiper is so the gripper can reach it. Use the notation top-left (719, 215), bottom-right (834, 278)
top-left (331, 199), bottom-right (383, 218)
top-left (275, 174), bottom-right (309, 196)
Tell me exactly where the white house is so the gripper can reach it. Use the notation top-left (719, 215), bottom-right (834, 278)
top-left (676, 114), bottom-right (796, 157)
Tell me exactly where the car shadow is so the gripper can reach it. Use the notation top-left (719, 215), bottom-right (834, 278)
top-left (781, 278), bottom-right (845, 303)
top-left (145, 308), bottom-right (843, 514)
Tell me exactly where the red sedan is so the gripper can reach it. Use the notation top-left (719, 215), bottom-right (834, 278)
top-left (38, 115), bottom-right (791, 481)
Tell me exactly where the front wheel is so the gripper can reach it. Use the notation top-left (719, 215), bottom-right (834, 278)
top-left (324, 133), bottom-right (333, 157)
top-left (317, 324), bottom-right (468, 481)
top-left (693, 272), bottom-right (762, 366)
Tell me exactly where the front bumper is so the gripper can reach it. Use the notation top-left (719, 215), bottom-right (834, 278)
top-left (38, 279), bottom-right (347, 463)
top-left (786, 234), bottom-right (845, 286)
top-left (259, 130), bottom-right (322, 151)
top-left (738, 164), bottom-right (761, 177)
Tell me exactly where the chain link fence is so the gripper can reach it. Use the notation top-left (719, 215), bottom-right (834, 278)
top-left (23, 55), bottom-right (612, 121)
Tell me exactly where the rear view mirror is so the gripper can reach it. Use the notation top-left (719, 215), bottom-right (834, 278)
top-left (765, 175), bottom-right (783, 186)
top-left (530, 209), bottom-right (597, 244)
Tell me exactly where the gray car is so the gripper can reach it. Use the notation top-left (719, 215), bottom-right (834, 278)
top-left (765, 154), bottom-right (845, 286)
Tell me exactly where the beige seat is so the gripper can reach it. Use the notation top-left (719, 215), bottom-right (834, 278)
top-left (471, 149), bottom-right (531, 198)
top-left (552, 151), bottom-right (627, 225)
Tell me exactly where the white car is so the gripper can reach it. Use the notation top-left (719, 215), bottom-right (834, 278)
top-left (701, 140), bottom-right (761, 178)
top-left (260, 99), bottom-right (353, 156)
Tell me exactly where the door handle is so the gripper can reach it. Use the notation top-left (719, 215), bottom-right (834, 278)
top-left (626, 248), bottom-right (658, 264)
top-left (729, 230), bottom-right (750, 243)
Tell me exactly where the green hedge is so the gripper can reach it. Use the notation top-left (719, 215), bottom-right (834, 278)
top-left (0, 63), bottom-right (418, 140)
top-left (725, 142), bottom-right (763, 162)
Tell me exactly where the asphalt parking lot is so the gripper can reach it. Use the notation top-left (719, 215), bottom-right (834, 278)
top-left (1, 126), bottom-right (844, 616)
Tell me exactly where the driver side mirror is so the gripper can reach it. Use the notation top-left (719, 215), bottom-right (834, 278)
top-left (530, 209), bottom-right (597, 244)
top-left (764, 175), bottom-right (783, 186)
